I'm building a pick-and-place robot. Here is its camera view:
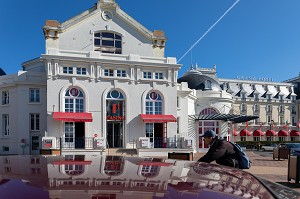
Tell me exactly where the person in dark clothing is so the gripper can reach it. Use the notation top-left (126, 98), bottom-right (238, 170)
top-left (198, 130), bottom-right (239, 168)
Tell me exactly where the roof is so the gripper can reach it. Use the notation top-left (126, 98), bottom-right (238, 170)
top-left (177, 70), bottom-right (221, 91)
top-left (191, 113), bottom-right (259, 123)
top-left (43, 0), bottom-right (160, 41)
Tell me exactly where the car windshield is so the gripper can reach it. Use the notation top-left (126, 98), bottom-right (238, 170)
top-left (286, 143), bottom-right (300, 148)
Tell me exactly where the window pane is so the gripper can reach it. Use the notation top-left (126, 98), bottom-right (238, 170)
top-left (115, 34), bottom-right (121, 39)
top-left (94, 39), bottom-right (100, 46)
top-left (115, 41), bottom-right (121, 48)
top-left (102, 40), bottom-right (114, 46)
top-left (102, 32), bottom-right (114, 38)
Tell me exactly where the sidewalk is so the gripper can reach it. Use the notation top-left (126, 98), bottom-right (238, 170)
top-left (194, 151), bottom-right (300, 192)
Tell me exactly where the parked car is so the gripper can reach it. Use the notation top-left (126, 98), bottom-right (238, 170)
top-left (279, 143), bottom-right (300, 156)
top-left (261, 143), bottom-right (277, 151)
top-left (237, 143), bottom-right (257, 150)
top-left (1, 155), bottom-right (300, 199)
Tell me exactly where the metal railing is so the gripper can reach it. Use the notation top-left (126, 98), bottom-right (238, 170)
top-left (153, 137), bottom-right (183, 148)
top-left (55, 137), bottom-right (185, 149)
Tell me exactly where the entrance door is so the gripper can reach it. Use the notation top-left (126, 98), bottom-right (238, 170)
top-left (75, 122), bottom-right (85, 148)
top-left (154, 123), bottom-right (163, 148)
top-left (107, 122), bottom-right (123, 148)
top-left (146, 123), bottom-right (164, 148)
top-left (31, 135), bottom-right (40, 155)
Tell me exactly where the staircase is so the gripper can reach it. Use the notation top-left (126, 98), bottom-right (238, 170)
top-left (105, 148), bottom-right (138, 156)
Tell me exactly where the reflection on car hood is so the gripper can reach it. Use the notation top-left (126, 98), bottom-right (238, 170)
top-left (0, 155), bottom-right (299, 199)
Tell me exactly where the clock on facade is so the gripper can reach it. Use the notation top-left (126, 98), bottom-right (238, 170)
top-left (102, 10), bottom-right (113, 21)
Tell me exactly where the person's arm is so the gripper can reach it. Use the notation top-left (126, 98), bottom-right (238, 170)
top-left (198, 141), bottom-right (227, 163)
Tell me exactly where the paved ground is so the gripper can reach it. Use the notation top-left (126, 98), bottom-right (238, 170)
top-left (194, 151), bottom-right (300, 193)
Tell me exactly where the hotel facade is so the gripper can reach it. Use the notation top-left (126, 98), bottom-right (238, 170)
top-left (0, 0), bottom-right (299, 155)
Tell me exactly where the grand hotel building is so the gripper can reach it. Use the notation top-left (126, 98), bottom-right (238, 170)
top-left (0, 0), bottom-right (299, 155)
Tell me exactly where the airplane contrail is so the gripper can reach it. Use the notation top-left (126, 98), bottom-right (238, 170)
top-left (178, 0), bottom-right (240, 63)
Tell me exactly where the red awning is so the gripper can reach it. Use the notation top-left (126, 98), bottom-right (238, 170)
top-left (240, 129), bottom-right (251, 136)
top-left (266, 130), bottom-right (276, 136)
top-left (53, 112), bottom-right (93, 122)
top-left (140, 114), bottom-right (176, 123)
top-left (253, 129), bottom-right (264, 136)
top-left (52, 160), bottom-right (92, 165)
top-left (290, 130), bottom-right (300, 136)
top-left (278, 130), bottom-right (288, 136)
top-left (233, 130), bottom-right (238, 136)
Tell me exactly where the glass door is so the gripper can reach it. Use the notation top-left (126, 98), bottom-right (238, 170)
top-left (146, 123), bottom-right (154, 148)
top-left (64, 122), bottom-right (75, 148)
top-left (107, 122), bottom-right (123, 148)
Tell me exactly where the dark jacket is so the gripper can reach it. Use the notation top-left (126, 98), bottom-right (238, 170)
top-left (198, 137), bottom-right (238, 168)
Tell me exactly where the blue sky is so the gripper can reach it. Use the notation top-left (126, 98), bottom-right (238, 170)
top-left (1, 0), bottom-right (300, 82)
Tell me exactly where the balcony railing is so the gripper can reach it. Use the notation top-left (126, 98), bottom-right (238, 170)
top-left (53, 137), bottom-right (184, 149)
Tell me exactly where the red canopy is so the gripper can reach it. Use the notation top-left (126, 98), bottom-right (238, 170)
top-left (233, 130), bottom-right (238, 136)
top-left (140, 114), bottom-right (176, 123)
top-left (266, 130), bottom-right (276, 136)
top-left (278, 130), bottom-right (288, 136)
top-left (290, 130), bottom-right (300, 136)
top-left (53, 112), bottom-right (93, 122)
top-left (240, 129), bottom-right (251, 136)
top-left (253, 129), bottom-right (264, 136)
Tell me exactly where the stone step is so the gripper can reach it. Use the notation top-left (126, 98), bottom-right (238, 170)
top-left (106, 148), bottom-right (138, 156)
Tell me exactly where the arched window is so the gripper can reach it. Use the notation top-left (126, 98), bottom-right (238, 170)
top-left (145, 91), bottom-right (162, 114)
top-left (140, 158), bottom-right (160, 178)
top-left (104, 156), bottom-right (124, 176)
top-left (199, 108), bottom-right (218, 115)
top-left (106, 90), bottom-right (125, 118)
top-left (94, 31), bottom-right (122, 54)
top-left (64, 88), bottom-right (84, 112)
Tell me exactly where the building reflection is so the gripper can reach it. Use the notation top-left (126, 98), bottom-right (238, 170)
top-left (0, 155), bottom-right (287, 199)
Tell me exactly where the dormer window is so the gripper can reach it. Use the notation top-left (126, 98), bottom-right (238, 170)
top-left (94, 32), bottom-right (122, 54)
top-left (204, 80), bottom-right (212, 90)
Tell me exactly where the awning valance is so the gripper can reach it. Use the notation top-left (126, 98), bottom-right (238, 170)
top-left (278, 130), bottom-right (288, 136)
top-left (140, 114), bottom-right (176, 123)
top-left (194, 113), bottom-right (259, 123)
top-left (266, 130), bottom-right (276, 136)
top-left (290, 130), bottom-right (300, 136)
top-left (53, 112), bottom-right (93, 122)
top-left (233, 130), bottom-right (238, 136)
top-left (253, 129), bottom-right (264, 136)
top-left (240, 129), bottom-right (251, 136)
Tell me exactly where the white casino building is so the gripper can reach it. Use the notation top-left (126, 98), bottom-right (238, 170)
top-left (0, 0), bottom-right (181, 155)
top-left (0, 0), bottom-right (298, 155)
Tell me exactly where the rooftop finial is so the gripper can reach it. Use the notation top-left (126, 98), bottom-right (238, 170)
top-left (189, 64), bottom-right (194, 70)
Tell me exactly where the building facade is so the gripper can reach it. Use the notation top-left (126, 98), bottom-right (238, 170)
top-left (0, 0), bottom-right (299, 155)
top-left (0, 0), bottom-right (180, 155)
top-left (178, 66), bottom-right (299, 152)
